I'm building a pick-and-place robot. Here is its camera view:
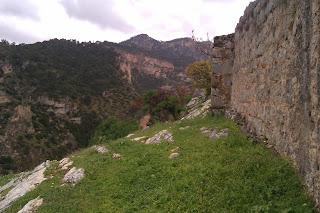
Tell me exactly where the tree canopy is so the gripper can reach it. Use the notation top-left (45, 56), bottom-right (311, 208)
top-left (186, 60), bottom-right (212, 95)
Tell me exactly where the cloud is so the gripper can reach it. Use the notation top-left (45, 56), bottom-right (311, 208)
top-left (0, 0), bottom-right (40, 20)
top-left (0, 22), bottom-right (39, 43)
top-left (203, 0), bottom-right (237, 2)
top-left (60, 0), bottom-right (134, 33)
top-left (0, 0), bottom-right (252, 44)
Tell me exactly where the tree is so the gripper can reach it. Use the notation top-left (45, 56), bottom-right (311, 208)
top-left (0, 39), bottom-right (9, 45)
top-left (190, 31), bottom-right (215, 96)
top-left (186, 60), bottom-right (212, 96)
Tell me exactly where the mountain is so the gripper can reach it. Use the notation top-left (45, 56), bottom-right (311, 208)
top-left (120, 34), bottom-right (210, 69)
top-left (116, 34), bottom-right (209, 91)
top-left (120, 34), bottom-right (160, 51)
top-left (0, 39), bottom-right (137, 173)
top-left (0, 35), bottom-right (209, 173)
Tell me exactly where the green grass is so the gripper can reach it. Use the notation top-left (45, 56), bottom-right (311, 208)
top-left (4, 116), bottom-right (315, 212)
top-left (0, 174), bottom-right (14, 187)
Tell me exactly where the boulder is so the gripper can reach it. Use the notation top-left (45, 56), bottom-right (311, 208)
top-left (112, 153), bottom-right (122, 160)
top-left (169, 153), bottom-right (180, 159)
top-left (63, 167), bottom-right (85, 185)
top-left (92, 145), bottom-right (109, 154)
top-left (170, 147), bottom-right (180, 153)
top-left (201, 127), bottom-right (229, 140)
top-left (59, 158), bottom-right (73, 170)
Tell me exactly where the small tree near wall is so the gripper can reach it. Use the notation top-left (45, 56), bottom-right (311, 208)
top-left (186, 60), bottom-right (212, 96)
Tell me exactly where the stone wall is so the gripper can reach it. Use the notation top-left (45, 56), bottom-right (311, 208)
top-left (211, 34), bottom-right (234, 112)
top-left (229, 0), bottom-right (320, 205)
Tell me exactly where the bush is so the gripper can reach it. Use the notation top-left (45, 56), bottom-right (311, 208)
top-left (0, 156), bottom-right (16, 173)
top-left (91, 118), bottom-right (138, 144)
top-left (134, 88), bottom-right (192, 122)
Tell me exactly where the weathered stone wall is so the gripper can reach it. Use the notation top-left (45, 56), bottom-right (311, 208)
top-left (211, 34), bottom-right (234, 111)
top-left (230, 0), bottom-right (320, 205)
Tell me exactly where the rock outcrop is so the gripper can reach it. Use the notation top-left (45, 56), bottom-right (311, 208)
top-left (92, 145), bottom-right (109, 154)
top-left (145, 130), bottom-right (174, 144)
top-left (181, 92), bottom-right (211, 120)
top-left (59, 158), bottom-right (73, 170)
top-left (17, 197), bottom-right (43, 213)
top-left (200, 127), bottom-right (229, 140)
top-left (118, 51), bottom-right (174, 84)
top-left (0, 161), bottom-right (49, 212)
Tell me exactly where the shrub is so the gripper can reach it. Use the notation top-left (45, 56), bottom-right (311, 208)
top-left (91, 118), bottom-right (138, 144)
top-left (130, 87), bottom-right (192, 123)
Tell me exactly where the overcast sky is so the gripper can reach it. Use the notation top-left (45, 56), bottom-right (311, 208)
top-left (0, 0), bottom-right (252, 44)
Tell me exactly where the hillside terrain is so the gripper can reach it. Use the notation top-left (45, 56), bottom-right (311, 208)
top-left (0, 115), bottom-right (314, 212)
top-left (0, 36), bottom-right (207, 174)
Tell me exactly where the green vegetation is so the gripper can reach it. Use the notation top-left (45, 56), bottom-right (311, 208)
top-left (4, 116), bottom-right (314, 212)
top-left (131, 88), bottom-right (192, 123)
top-left (2, 39), bottom-right (128, 98)
top-left (91, 118), bottom-right (138, 144)
top-left (143, 90), bottom-right (184, 121)
top-left (186, 60), bottom-right (212, 96)
top-left (0, 39), bottom-right (138, 173)
top-left (0, 174), bottom-right (14, 187)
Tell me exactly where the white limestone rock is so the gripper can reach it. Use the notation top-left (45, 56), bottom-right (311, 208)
top-left (0, 161), bottom-right (50, 212)
top-left (17, 197), bottom-right (43, 213)
top-left (59, 158), bottom-right (73, 170)
top-left (169, 153), bottom-right (180, 159)
top-left (112, 153), bottom-right (122, 160)
top-left (179, 126), bottom-right (190, 130)
top-left (181, 99), bottom-right (211, 120)
top-left (126, 133), bottom-right (135, 138)
top-left (170, 147), bottom-right (180, 153)
top-left (132, 136), bottom-right (147, 142)
top-left (92, 145), bottom-right (109, 154)
top-left (63, 167), bottom-right (85, 185)
top-left (201, 127), bottom-right (229, 140)
top-left (145, 130), bottom-right (174, 144)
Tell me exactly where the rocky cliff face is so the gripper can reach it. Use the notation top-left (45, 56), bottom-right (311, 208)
top-left (121, 34), bottom-right (207, 60)
top-left (211, 0), bottom-right (320, 206)
top-left (120, 34), bottom-right (209, 73)
top-left (117, 50), bottom-right (175, 91)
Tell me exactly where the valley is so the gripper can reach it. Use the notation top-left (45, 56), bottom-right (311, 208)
top-left (0, 35), bottom-right (206, 173)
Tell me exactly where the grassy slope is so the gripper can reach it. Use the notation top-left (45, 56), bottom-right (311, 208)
top-left (4, 116), bottom-right (315, 212)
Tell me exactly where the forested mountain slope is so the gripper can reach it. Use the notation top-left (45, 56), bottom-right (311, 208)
top-left (0, 36), bottom-right (207, 173)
